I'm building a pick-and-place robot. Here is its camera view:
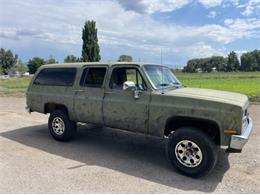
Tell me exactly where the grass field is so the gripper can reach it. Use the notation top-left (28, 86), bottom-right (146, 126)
top-left (175, 72), bottom-right (260, 99)
top-left (0, 72), bottom-right (260, 101)
top-left (0, 77), bottom-right (32, 96)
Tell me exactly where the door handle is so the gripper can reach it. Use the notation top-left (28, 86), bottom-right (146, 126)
top-left (73, 89), bottom-right (84, 92)
top-left (134, 90), bottom-right (142, 99)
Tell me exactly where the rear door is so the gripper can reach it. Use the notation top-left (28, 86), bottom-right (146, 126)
top-left (74, 66), bottom-right (107, 124)
top-left (103, 65), bottom-right (150, 134)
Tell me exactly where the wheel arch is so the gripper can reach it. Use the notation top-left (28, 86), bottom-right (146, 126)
top-left (164, 116), bottom-right (221, 145)
top-left (44, 102), bottom-right (69, 114)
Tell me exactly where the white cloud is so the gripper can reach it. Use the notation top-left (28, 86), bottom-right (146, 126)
top-left (117, 0), bottom-right (225, 13)
top-left (0, 0), bottom-right (259, 64)
top-left (198, 0), bottom-right (223, 8)
top-left (207, 11), bottom-right (217, 18)
top-left (141, 0), bottom-right (192, 13)
top-left (117, 0), bottom-right (192, 14)
top-left (240, 0), bottom-right (260, 16)
top-left (229, 0), bottom-right (240, 6)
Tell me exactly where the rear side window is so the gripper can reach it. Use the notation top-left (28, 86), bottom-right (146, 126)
top-left (80, 67), bottom-right (107, 88)
top-left (34, 68), bottom-right (76, 86)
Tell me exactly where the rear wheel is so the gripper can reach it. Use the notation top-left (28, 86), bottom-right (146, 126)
top-left (167, 127), bottom-right (218, 177)
top-left (48, 110), bottom-right (77, 141)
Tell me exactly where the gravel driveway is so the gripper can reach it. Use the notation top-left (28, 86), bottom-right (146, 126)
top-left (0, 97), bottom-right (259, 193)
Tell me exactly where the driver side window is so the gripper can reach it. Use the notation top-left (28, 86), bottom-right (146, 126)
top-left (109, 67), bottom-right (146, 90)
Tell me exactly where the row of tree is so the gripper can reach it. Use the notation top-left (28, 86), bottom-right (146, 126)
top-left (0, 47), bottom-right (134, 75)
top-left (27, 56), bottom-right (57, 74)
top-left (183, 50), bottom-right (260, 73)
top-left (0, 48), bottom-right (60, 75)
top-left (27, 54), bottom-right (132, 74)
top-left (63, 54), bottom-right (133, 63)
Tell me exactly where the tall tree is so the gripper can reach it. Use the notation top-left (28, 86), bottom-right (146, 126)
top-left (81, 20), bottom-right (101, 62)
top-left (64, 55), bottom-right (81, 63)
top-left (240, 50), bottom-right (260, 71)
top-left (27, 57), bottom-right (45, 74)
top-left (226, 51), bottom-right (240, 71)
top-left (241, 53), bottom-right (252, 71)
top-left (0, 48), bottom-right (18, 74)
top-left (0, 65), bottom-right (3, 75)
top-left (210, 56), bottom-right (227, 72)
top-left (251, 50), bottom-right (260, 71)
top-left (45, 55), bottom-right (58, 64)
top-left (118, 55), bottom-right (133, 62)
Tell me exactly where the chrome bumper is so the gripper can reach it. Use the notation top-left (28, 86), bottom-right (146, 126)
top-left (229, 116), bottom-right (253, 151)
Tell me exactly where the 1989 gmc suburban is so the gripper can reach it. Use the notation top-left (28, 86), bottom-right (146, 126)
top-left (26, 62), bottom-right (253, 177)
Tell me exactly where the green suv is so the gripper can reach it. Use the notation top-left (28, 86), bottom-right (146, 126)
top-left (26, 62), bottom-right (253, 177)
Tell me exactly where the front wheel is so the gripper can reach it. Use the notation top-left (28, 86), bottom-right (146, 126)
top-left (167, 127), bottom-right (218, 177)
top-left (48, 110), bottom-right (77, 141)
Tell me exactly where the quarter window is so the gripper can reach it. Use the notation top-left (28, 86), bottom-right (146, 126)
top-left (33, 68), bottom-right (76, 86)
top-left (80, 67), bottom-right (107, 88)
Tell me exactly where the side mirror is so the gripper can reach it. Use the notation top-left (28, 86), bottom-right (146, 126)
top-left (123, 81), bottom-right (136, 91)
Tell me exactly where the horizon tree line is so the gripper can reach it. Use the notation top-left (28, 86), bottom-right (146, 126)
top-left (183, 50), bottom-right (260, 73)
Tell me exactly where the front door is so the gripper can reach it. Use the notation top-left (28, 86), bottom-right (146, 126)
top-left (74, 66), bottom-right (107, 124)
top-left (103, 66), bottom-right (150, 134)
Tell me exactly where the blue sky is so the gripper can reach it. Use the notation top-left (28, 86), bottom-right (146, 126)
top-left (0, 0), bottom-right (259, 67)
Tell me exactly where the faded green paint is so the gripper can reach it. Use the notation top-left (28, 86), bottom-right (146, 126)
top-left (26, 62), bottom-right (249, 146)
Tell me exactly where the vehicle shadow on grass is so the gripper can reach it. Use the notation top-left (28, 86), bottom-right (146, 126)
top-left (0, 124), bottom-right (230, 192)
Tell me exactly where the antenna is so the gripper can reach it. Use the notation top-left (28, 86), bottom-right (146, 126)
top-left (161, 48), bottom-right (164, 94)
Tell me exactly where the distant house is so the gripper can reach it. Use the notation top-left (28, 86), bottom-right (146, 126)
top-left (196, 68), bottom-right (202, 73)
top-left (0, 75), bottom-right (10, 79)
top-left (212, 67), bottom-right (217, 72)
top-left (23, 72), bottom-right (30, 76)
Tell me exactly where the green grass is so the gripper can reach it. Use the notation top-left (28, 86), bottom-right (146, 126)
top-left (0, 72), bottom-right (260, 102)
top-left (175, 72), bottom-right (260, 98)
top-left (0, 77), bottom-right (31, 96)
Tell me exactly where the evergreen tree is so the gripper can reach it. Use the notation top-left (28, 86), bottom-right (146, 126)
top-left (81, 20), bottom-right (101, 62)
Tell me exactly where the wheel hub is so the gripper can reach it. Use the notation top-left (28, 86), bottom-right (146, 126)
top-left (175, 140), bottom-right (203, 168)
top-left (52, 117), bottom-right (65, 135)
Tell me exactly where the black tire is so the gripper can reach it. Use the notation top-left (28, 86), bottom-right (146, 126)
top-left (166, 127), bottom-right (218, 178)
top-left (48, 110), bottom-right (77, 141)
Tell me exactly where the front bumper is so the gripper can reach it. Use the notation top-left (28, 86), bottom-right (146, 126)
top-left (228, 116), bottom-right (253, 152)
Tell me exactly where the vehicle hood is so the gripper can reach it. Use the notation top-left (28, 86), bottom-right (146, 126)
top-left (165, 87), bottom-right (249, 108)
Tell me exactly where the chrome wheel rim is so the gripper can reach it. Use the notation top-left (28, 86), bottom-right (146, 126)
top-left (175, 140), bottom-right (203, 168)
top-left (52, 117), bottom-right (65, 135)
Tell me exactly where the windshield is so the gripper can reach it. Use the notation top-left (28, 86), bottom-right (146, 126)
top-left (144, 65), bottom-right (182, 89)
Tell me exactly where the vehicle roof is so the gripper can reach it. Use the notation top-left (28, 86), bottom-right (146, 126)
top-left (40, 62), bottom-right (164, 69)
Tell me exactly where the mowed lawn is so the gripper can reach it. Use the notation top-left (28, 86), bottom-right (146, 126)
top-left (0, 77), bottom-right (32, 96)
top-left (175, 72), bottom-right (260, 100)
top-left (0, 72), bottom-right (260, 101)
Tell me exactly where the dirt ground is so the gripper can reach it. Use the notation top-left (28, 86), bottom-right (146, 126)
top-left (0, 97), bottom-right (259, 193)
